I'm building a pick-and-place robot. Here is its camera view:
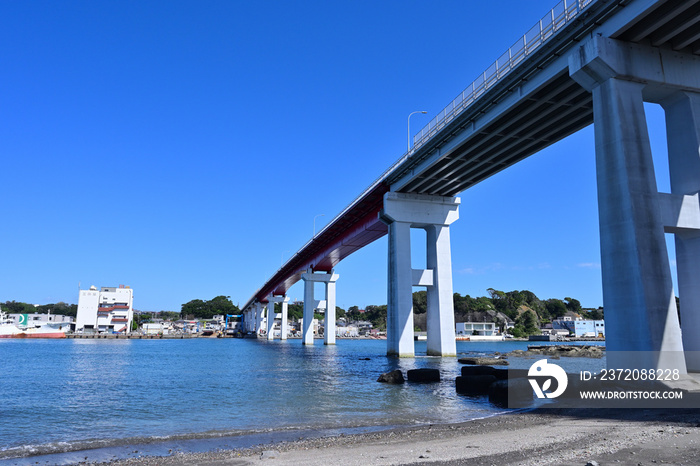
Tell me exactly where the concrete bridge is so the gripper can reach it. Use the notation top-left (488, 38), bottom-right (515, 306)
top-left (242, 0), bottom-right (700, 372)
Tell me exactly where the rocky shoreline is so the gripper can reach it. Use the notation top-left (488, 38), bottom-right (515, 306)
top-left (509, 344), bottom-right (605, 359)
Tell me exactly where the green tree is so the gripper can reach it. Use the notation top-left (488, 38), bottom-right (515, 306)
top-left (545, 299), bottom-right (567, 319)
top-left (35, 302), bottom-right (78, 317)
top-left (181, 296), bottom-right (239, 320)
top-left (584, 307), bottom-right (604, 320)
top-left (181, 299), bottom-right (207, 319)
top-left (131, 315), bottom-right (140, 331)
top-left (512, 309), bottom-right (540, 336)
top-left (208, 295), bottom-right (239, 316)
top-left (487, 288), bottom-right (521, 320)
top-left (413, 291), bottom-right (427, 314)
top-left (363, 305), bottom-right (387, 331)
top-left (564, 297), bottom-right (582, 313)
top-left (345, 306), bottom-right (363, 322)
top-left (3, 301), bottom-right (36, 314)
top-left (287, 303), bottom-right (303, 321)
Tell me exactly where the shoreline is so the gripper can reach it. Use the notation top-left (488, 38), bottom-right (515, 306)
top-left (85, 407), bottom-right (700, 466)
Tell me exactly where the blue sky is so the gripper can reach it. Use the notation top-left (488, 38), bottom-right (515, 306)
top-left (1, 1), bottom-right (675, 312)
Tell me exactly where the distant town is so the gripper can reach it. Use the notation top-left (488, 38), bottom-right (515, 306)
top-left (1, 285), bottom-right (607, 341)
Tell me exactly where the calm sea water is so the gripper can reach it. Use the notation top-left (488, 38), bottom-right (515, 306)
top-left (0, 338), bottom-right (604, 464)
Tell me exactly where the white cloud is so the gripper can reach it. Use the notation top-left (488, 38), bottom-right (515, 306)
top-left (577, 262), bottom-right (600, 269)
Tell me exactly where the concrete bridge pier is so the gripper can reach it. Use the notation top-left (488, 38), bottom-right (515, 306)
top-left (242, 308), bottom-right (249, 332)
top-left (281, 298), bottom-right (289, 340)
top-left (301, 269), bottom-right (339, 345)
top-left (254, 302), bottom-right (264, 336)
top-left (662, 92), bottom-right (700, 371)
top-left (247, 308), bottom-right (254, 333)
top-left (266, 295), bottom-right (290, 340)
top-left (380, 192), bottom-right (460, 357)
top-left (569, 36), bottom-right (700, 372)
top-left (265, 299), bottom-right (275, 340)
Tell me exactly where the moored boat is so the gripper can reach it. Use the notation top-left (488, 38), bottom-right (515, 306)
top-left (21, 321), bottom-right (68, 338)
top-left (0, 308), bottom-right (68, 338)
top-left (0, 309), bottom-right (24, 338)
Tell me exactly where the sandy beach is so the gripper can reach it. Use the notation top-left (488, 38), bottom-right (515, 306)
top-left (97, 408), bottom-right (700, 466)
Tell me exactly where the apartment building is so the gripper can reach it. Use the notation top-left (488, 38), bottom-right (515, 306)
top-left (75, 285), bottom-right (134, 334)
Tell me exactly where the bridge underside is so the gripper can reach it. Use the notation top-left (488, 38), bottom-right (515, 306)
top-left (396, 72), bottom-right (593, 196)
top-left (253, 183), bottom-right (389, 304)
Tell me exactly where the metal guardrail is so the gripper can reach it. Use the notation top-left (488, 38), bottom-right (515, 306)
top-left (412, 0), bottom-right (594, 151)
top-left (248, 0), bottom-right (595, 308)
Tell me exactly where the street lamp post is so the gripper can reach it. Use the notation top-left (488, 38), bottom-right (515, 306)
top-left (281, 250), bottom-right (291, 266)
top-left (313, 214), bottom-right (325, 238)
top-left (408, 111), bottom-right (428, 152)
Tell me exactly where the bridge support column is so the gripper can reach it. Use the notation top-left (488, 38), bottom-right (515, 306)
top-left (281, 298), bottom-right (289, 340)
top-left (662, 92), bottom-right (700, 371)
top-left (248, 308), bottom-right (254, 333)
top-left (266, 295), bottom-right (290, 340)
top-left (380, 192), bottom-right (460, 357)
top-left (301, 269), bottom-right (339, 345)
top-left (426, 223), bottom-right (457, 356)
top-left (266, 301), bottom-right (275, 340)
top-left (324, 279), bottom-right (337, 346)
top-left (254, 302), bottom-right (264, 336)
top-left (569, 36), bottom-right (697, 372)
top-left (302, 274), bottom-right (314, 345)
top-left (242, 309), bottom-right (248, 332)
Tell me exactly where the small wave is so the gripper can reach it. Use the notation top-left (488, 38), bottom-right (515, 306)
top-left (0, 430), bottom-right (257, 460)
top-left (0, 410), bottom-right (519, 465)
top-left (0, 419), bottom-right (402, 461)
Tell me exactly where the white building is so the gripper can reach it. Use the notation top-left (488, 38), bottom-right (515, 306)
top-left (574, 320), bottom-right (606, 338)
top-left (336, 325), bottom-right (359, 337)
top-left (143, 322), bottom-right (172, 335)
top-left (456, 322), bottom-right (497, 336)
top-left (75, 285), bottom-right (134, 334)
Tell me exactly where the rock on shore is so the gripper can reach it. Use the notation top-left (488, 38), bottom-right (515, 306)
top-left (508, 344), bottom-right (604, 358)
top-left (377, 370), bottom-right (405, 384)
top-left (407, 368), bottom-right (440, 383)
top-left (457, 357), bottom-right (508, 366)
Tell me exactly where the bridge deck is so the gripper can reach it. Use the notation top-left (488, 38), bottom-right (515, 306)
top-left (244, 0), bottom-right (700, 310)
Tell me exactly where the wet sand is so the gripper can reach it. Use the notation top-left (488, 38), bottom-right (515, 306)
top-left (97, 408), bottom-right (700, 465)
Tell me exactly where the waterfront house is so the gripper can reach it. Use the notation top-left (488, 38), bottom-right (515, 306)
top-left (574, 319), bottom-right (605, 338)
top-left (456, 322), bottom-right (497, 336)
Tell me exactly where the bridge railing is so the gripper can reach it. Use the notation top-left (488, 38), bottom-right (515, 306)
top-left (411, 0), bottom-right (594, 151)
